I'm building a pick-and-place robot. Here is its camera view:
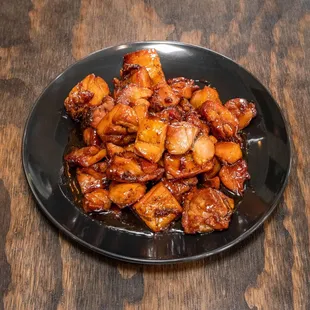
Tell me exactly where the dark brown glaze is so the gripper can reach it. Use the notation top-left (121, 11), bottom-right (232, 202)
top-left (82, 127), bottom-right (102, 147)
top-left (219, 160), bottom-right (250, 195)
top-left (201, 176), bottom-right (220, 189)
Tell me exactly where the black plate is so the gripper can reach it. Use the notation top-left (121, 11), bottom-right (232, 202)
top-left (22, 41), bottom-right (291, 264)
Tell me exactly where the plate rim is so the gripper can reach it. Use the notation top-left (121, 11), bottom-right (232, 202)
top-left (22, 40), bottom-right (292, 264)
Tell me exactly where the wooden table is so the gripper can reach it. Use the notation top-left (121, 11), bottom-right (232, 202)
top-left (0, 0), bottom-right (309, 309)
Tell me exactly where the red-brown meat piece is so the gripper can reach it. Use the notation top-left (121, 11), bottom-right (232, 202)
top-left (219, 159), bottom-right (250, 195)
top-left (64, 146), bottom-right (106, 167)
top-left (182, 188), bottom-right (234, 234)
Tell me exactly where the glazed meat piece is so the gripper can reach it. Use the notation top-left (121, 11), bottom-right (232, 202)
top-left (153, 106), bottom-right (183, 122)
top-left (225, 98), bottom-right (257, 130)
top-left (164, 152), bottom-right (214, 179)
top-left (83, 96), bottom-right (115, 129)
top-left (108, 182), bottom-right (146, 208)
top-left (167, 77), bottom-right (199, 99)
top-left (76, 167), bottom-right (107, 194)
top-left (190, 86), bottom-right (221, 109)
top-left (83, 189), bottom-right (111, 213)
top-left (133, 182), bottom-right (182, 232)
top-left (116, 64), bottom-right (152, 89)
top-left (150, 82), bottom-right (180, 111)
top-left (219, 159), bottom-right (250, 195)
top-left (64, 74), bottom-right (110, 120)
top-left (215, 142), bottom-right (242, 164)
top-left (202, 157), bottom-right (221, 179)
top-left (131, 99), bottom-right (150, 124)
top-left (162, 177), bottom-right (198, 202)
top-left (200, 100), bottom-right (238, 140)
top-left (134, 117), bottom-right (168, 163)
top-left (182, 188), bottom-right (234, 234)
top-left (106, 143), bottom-right (124, 157)
top-left (114, 83), bottom-right (153, 105)
top-left (165, 122), bottom-right (199, 155)
top-left (91, 161), bottom-right (108, 173)
top-left (185, 110), bottom-right (210, 136)
top-left (192, 134), bottom-right (215, 165)
top-left (201, 176), bottom-right (220, 189)
top-left (97, 104), bottom-right (139, 145)
top-left (123, 49), bottom-right (166, 85)
top-left (107, 151), bottom-right (164, 182)
top-left (65, 146), bottom-right (106, 167)
top-left (83, 128), bottom-right (102, 147)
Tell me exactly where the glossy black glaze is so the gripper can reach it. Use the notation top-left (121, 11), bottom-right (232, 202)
top-left (22, 41), bottom-right (291, 264)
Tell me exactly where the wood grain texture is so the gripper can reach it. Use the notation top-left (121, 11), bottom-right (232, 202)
top-left (0, 0), bottom-right (309, 309)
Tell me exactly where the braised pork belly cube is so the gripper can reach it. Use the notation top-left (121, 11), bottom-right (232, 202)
top-left (131, 99), bottom-right (150, 124)
top-left (202, 157), bottom-right (221, 179)
top-left (215, 142), bottom-right (242, 164)
top-left (76, 167), bottom-right (107, 194)
top-left (83, 189), bottom-right (111, 213)
top-left (96, 104), bottom-right (139, 145)
top-left (116, 64), bottom-right (152, 89)
top-left (108, 182), bottom-right (146, 208)
top-left (162, 177), bottom-right (198, 202)
top-left (150, 82), bottom-right (180, 111)
top-left (167, 77), bottom-right (199, 99)
top-left (83, 96), bottom-right (115, 129)
top-left (225, 98), bottom-right (257, 130)
top-left (107, 151), bottom-right (164, 183)
top-left (64, 146), bottom-right (106, 167)
top-left (164, 152), bottom-right (214, 179)
top-left (106, 143), bottom-right (125, 158)
top-left (64, 74), bottom-right (110, 120)
top-left (165, 122), bottom-right (199, 155)
top-left (114, 83), bottom-right (153, 105)
top-left (192, 134), bottom-right (215, 165)
top-left (201, 176), bottom-right (220, 190)
top-left (123, 49), bottom-right (166, 85)
top-left (182, 188), bottom-right (234, 234)
top-left (190, 86), bottom-right (221, 109)
top-left (83, 128), bottom-right (102, 147)
top-left (134, 117), bottom-right (168, 163)
top-left (219, 159), bottom-right (250, 195)
top-left (133, 182), bottom-right (182, 232)
top-left (200, 100), bottom-right (239, 140)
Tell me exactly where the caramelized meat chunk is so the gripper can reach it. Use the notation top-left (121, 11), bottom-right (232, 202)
top-left (97, 104), bottom-right (139, 145)
top-left (167, 77), bottom-right (199, 99)
top-left (106, 143), bottom-right (124, 157)
top-left (134, 117), bottom-right (168, 163)
top-left (153, 106), bottom-right (183, 122)
top-left (131, 99), bottom-right (150, 124)
top-left (182, 188), bottom-right (234, 234)
top-left (192, 134), bottom-right (215, 165)
top-left (202, 157), bottom-right (221, 179)
top-left (83, 96), bottom-right (115, 129)
top-left (107, 152), bottom-right (164, 182)
top-left (164, 152), bottom-right (214, 179)
top-left (83, 128), bottom-right (102, 147)
top-left (165, 122), bottom-right (199, 155)
top-left (114, 83), bottom-right (153, 105)
top-left (215, 142), bottom-right (242, 164)
top-left (190, 86), bottom-right (221, 109)
top-left (116, 64), bottom-right (152, 89)
top-left (109, 182), bottom-right (146, 208)
top-left (201, 176), bottom-right (220, 189)
top-left (219, 160), bottom-right (250, 195)
top-left (64, 74), bottom-right (110, 120)
top-left (76, 167), bottom-right (107, 194)
top-left (225, 98), bottom-right (257, 130)
top-left (83, 189), bottom-right (111, 213)
top-left (123, 49), bottom-right (166, 85)
top-left (162, 177), bottom-right (198, 202)
top-left (200, 100), bottom-right (238, 140)
top-left (150, 82), bottom-right (180, 111)
top-left (133, 182), bottom-right (182, 232)
top-left (65, 146), bottom-right (106, 167)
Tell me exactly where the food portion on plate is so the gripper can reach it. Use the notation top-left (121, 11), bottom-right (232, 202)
top-left (63, 49), bottom-right (257, 234)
